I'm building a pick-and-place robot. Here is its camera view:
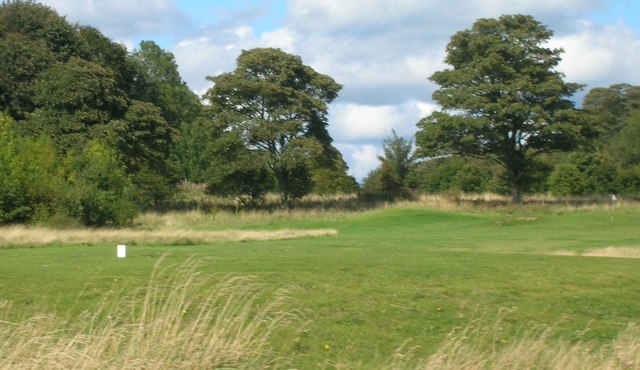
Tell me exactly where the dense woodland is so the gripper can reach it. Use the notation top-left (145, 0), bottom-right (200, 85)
top-left (1, 2), bottom-right (639, 226)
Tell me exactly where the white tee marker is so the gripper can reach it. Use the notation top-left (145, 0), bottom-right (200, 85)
top-left (117, 244), bottom-right (127, 258)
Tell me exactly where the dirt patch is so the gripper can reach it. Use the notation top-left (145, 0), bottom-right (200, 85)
top-left (551, 247), bottom-right (640, 259)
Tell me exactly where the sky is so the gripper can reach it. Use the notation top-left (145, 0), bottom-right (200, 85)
top-left (39, 0), bottom-right (640, 182)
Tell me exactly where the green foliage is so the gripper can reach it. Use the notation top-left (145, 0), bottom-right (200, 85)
top-left (205, 124), bottom-right (275, 205)
top-left (409, 157), bottom-right (509, 194)
top-left (1, 3), bottom-right (198, 214)
top-left (548, 164), bottom-right (587, 196)
top-left (362, 130), bottom-right (415, 199)
top-left (411, 157), bottom-right (465, 193)
top-left (0, 0), bottom-right (80, 118)
top-left (130, 40), bottom-right (201, 125)
top-left (204, 48), bottom-right (342, 207)
top-left (548, 152), bottom-right (621, 196)
top-left (453, 162), bottom-right (492, 193)
top-left (64, 141), bottom-right (136, 226)
top-left (606, 111), bottom-right (640, 169)
top-left (173, 119), bottom-right (211, 183)
top-left (76, 26), bottom-right (138, 97)
top-left (0, 114), bottom-right (66, 223)
top-left (27, 57), bottom-right (128, 150)
top-left (416, 14), bottom-right (584, 203)
top-left (617, 167), bottom-right (640, 195)
top-left (0, 33), bottom-right (52, 118)
top-left (583, 84), bottom-right (640, 145)
top-left (311, 158), bottom-right (357, 195)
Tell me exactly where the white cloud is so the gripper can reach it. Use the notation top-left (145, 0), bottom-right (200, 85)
top-left (233, 25), bottom-right (254, 39)
top-left (41, 0), bottom-right (188, 40)
top-left (335, 143), bottom-right (382, 181)
top-left (259, 27), bottom-right (298, 52)
top-left (550, 21), bottom-right (640, 87)
top-left (329, 100), bottom-right (433, 143)
top-left (328, 100), bottom-right (436, 179)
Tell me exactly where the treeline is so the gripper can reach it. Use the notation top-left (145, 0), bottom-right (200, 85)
top-left (1, 4), bottom-right (638, 227)
top-left (0, 1), bottom-right (356, 226)
top-left (364, 84), bottom-right (640, 198)
top-left (363, 16), bottom-right (640, 202)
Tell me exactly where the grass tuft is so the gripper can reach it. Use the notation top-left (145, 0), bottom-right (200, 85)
top-left (395, 319), bottom-right (640, 370)
top-left (0, 256), bottom-right (299, 369)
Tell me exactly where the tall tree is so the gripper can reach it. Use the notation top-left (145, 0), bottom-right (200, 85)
top-left (0, 0), bottom-right (80, 119)
top-left (204, 48), bottom-right (342, 208)
top-left (415, 14), bottom-right (584, 203)
top-left (130, 40), bottom-right (201, 125)
top-left (130, 40), bottom-right (204, 181)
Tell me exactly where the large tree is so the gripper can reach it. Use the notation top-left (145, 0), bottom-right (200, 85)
top-left (204, 48), bottom-right (342, 208)
top-left (415, 14), bottom-right (584, 203)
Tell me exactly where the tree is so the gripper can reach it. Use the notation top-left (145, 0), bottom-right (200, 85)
top-left (362, 130), bottom-right (415, 198)
top-left (379, 130), bottom-right (414, 184)
top-left (77, 25), bottom-right (139, 98)
top-left (607, 112), bottom-right (640, 169)
top-left (25, 57), bottom-right (128, 150)
top-left (204, 48), bottom-right (342, 208)
top-left (415, 14), bottom-right (584, 203)
top-left (0, 0), bottom-right (81, 119)
top-left (115, 100), bottom-right (180, 208)
top-left (582, 84), bottom-right (640, 144)
top-left (130, 40), bottom-right (204, 181)
top-left (204, 121), bottom-right (275, 206)
top-left (130, 40), bottom-right (201, 125)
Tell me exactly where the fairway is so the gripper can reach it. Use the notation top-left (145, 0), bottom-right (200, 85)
top-left (1, 207), bottom-right (639, 368)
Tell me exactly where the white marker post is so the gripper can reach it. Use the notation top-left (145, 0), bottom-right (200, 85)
top-left (117, 244), bottom-right (127, 258)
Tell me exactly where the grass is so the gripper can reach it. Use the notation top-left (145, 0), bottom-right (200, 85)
top-left (1, 199), bottom-right (639, 368)
top-left (0, 257), bottom-right (297, 369)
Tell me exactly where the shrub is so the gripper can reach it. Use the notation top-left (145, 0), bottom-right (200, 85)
top-left (64, 141), bottom-right (137, 226)
top-left (548, 164), bottom-right (588, 196)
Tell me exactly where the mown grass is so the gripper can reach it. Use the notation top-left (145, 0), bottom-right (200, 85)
top-left (1, 201), bottom-right (639, 368)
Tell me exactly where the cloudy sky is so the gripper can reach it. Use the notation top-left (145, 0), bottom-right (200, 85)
top-left (39, 0), bottom-right (640, 181)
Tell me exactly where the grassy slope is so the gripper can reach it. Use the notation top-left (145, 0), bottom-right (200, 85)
top-left (1, 207), bottom-right (639, 367)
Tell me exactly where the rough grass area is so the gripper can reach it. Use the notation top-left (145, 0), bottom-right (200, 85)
top-left (0, 257), bottom-right (297, 369)
top-left (392, 320), bottom-right (640, 369)
top-left (0, 225), bottom-right (337, 248)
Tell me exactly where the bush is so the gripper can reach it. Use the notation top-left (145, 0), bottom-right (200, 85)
top-left (64, 141), bottom-right (137, 226)
top-left (0, 114), bottom-right (67, 224)
top-left (548, 164), bottom-right (588, 196)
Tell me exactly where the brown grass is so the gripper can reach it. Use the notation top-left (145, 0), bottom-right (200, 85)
top-left (380, 318), bottom-right (640, 370)
top-left (551, 247), bottom-right (640, 259)
top-left (0, 225), bottom-right (337, 248)
top-left (0, 256), bottom-right (299, 369)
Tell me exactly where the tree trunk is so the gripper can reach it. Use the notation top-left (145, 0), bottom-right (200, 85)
top-left (276, 170), bottom-right (290, 209)
top-left (510, 180), bottom-right (523, 205)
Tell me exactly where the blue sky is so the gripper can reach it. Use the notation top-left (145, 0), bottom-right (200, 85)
top-left (40, 0), bottom-right (640, 181)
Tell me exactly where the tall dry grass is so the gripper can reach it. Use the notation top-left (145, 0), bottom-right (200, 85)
top-left (0, 257), bottom-right (299, 369)
top-left (383, 318), bottom-right (640, 370)
top-left (0, 225), bottom-right (337, 248)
